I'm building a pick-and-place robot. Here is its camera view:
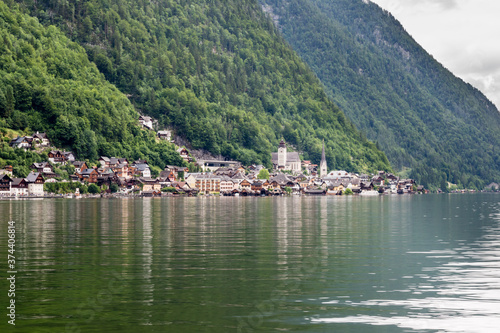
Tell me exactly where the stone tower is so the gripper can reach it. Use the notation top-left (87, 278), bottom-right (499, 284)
top-left (278, 139), bottom-right (287, 168)
top-left (320, 140), bottom-right (327, 178)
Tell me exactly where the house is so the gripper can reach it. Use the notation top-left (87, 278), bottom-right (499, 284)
top-left (327, 180), bottom-right (345, 195)
top-left (372, 175), bottom-right (385, 187)
top-left (31, 162), bottom-right (53, 174)
top-left (199, 160), bottom-right (240, 172)
top-left (72, 161), bottom-right (88, 174)
top-left (0, 165), bottom-right (13, 176)
top-left (11, 178), bottom-right (28, 196)
top-left (361, 182), bottom-right (374, 191)
top-left (157, 130), bottom-right (172, 141)
top-left (97, 173), bottom-right (115, 188)
top-left (185, 173), bottom-right (202, 189)
top-left (99, 156), bottom-right (111, 168)
top-left (131, 163), bottom-right (151, 178)
top-left (386, 173), bottom-right (399, 183)
top-left (10, 136), bottom-right (31, 150)
top-left (218, 176), bottom-right (233, 193)
top-left (359, 174), bottom-right (370, 183)
top-left (139, 177), bottom-right (161, 192)
top-left (251, 181), bottom-right (263, 193)
top-left (62, 152), bottom-right (75, 163)
top-left (177, 148), bottom-right (192, 163)
top-left (0, 174), bottom-right (12, 195)
top-left (48, 150), bottom-right (68, 164)
top-left (268, 180), bottom-right (281, 192)
top-left (240, 179), bottom-right (252, 191)
top-left (112, 164), bottom-right (129, 179)
top-left (160, 166), bottom-right (188, 180)
top-left (271, 139), bottom-right (301, 173)
top-left (195, 173), bottom-right (221, 194)
top-left (32, 132), bottom-right (50, 147)
top-left (25, 172), bottom-right (45, 196)
top-left (79, 168), bottom-right (99, 183)
top-left (139, 115), bottom-right (154, 130)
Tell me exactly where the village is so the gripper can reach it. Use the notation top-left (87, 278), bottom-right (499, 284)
top-left (0, 126), bottom-right (425, 198)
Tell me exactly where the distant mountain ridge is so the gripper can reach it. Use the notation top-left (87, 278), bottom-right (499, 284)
top-left (260, 0), bottom-right (500, 189)
top-left (3, 0), bottom-right (391, 173)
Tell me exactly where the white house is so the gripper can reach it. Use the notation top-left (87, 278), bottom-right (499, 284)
top-left (25, 172), bottom-right (45, 196)
top-left (139, 116), bottom-right (154, 130)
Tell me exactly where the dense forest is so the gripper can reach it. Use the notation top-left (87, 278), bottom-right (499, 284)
top-left (0, 1), bottom-right (186, 174)
top-left (261, 0), bottom-right (500, 189)
top-left (2, 0), bottom-right (391, 174)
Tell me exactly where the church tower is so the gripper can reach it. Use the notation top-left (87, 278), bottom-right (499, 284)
top-left (320, 140), bottom-right (327, 178)
top-left (278, 139), bottom-right (287, 168)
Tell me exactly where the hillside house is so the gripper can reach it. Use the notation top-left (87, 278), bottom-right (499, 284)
top-left (79, 169), bottom-right (99, 183)
top-left (48, 150), bottom-right (74, 164)
top-left (32, 132), bottom-right (50, 147)
top-left (177, 148), bottom-right (192, 163)
top-left (139, 116), bottom-right (154, 130)
top-left (10, 136), bottom-right (31, 150)
top-left (72, 161), bottom-right (88, 174)
top-left (0, 165), bottom-right (13, 176)
top-left (157, 130), bottom-right (172, 141)
top-left (31, 162), bottom-right (56, 178)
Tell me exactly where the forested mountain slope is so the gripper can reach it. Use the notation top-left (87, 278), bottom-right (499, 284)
top-left (0, 1), bottom-right (185, 170)
top-left (5, 0), bottom-right (391, 172)
top-left (261, 0), bottom-right (500, 188)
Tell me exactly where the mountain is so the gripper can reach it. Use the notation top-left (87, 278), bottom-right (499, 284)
top-left (3, 0), bottom-right (391, 173)
top-left (260, 0), bottom-right (500, 189)
top-left (0, 1), bottom-right (185, 173)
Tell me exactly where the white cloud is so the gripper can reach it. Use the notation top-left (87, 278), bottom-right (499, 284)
top-left (370, 0), bottom-right (500, 108)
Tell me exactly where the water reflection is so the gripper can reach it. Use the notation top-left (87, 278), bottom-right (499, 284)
top-left (313, 197), bottom-right (500, 333)
top-left (1, 194), bottom-right (499, 332)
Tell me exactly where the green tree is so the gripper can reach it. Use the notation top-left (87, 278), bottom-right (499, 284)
top-left (257, 168), bottom-right (270, 180)
top-left (109, 183), bottom-right (119, 193)
top-left (88, 183), bottom-right (100, 194)
top-left (343, 188), bottom-right (353, 195)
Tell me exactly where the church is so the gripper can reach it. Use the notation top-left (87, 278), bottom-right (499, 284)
top-left (271, 139), bottom-right (301, 173)
top-left (271, 139), bottom-right (328, 177)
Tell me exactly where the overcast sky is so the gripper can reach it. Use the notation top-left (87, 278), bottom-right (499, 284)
top-left (369, 0), bottom-right (500, 109)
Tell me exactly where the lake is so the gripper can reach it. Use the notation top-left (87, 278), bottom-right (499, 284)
top-left (1, 194), bottom-right (499, 332)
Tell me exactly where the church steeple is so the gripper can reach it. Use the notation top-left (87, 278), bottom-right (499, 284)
top-left (320, 139), bottom-right (327, 178)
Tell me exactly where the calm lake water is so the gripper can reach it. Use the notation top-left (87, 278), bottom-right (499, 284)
top-left (1, 194), bottom-right (500, 332)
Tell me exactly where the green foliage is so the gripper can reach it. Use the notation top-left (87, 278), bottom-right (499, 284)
top-left (8, 0), bottom-right (391, 173)
top-left (0, 142), bottom-right (45, 177)
top-left (87, 183), bottom-right (100, 194)
top-left (261, 0), bottom-right (500, 188)
top-left (0, 2), bottom-right (186, 170)
top-left (343, 188), bottom-right (353, 195)
top-left (44, 181), bottom-right (87, 194)
top-left (161, 186), bottom-right (177, 193)
top-left (284, 186), bottom-right (292, 194)
top-left (257, 168), bottom-right (270, 180)
top-left (109, 183), bottom-right (119, 193)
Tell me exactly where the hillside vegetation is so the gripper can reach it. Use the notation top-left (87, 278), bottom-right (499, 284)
top-left (5, 0), bottom-right (391, 172)
top-left (0, 1), bottom-right (185, 172)
top-left (261, 0), bottom-right (500, 189)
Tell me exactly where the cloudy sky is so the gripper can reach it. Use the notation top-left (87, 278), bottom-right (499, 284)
top-left (369, 0), bottom-right (500, 109)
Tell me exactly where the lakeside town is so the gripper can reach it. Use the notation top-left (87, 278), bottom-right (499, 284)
top-left (0, 127), bottom-right (432, 198)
